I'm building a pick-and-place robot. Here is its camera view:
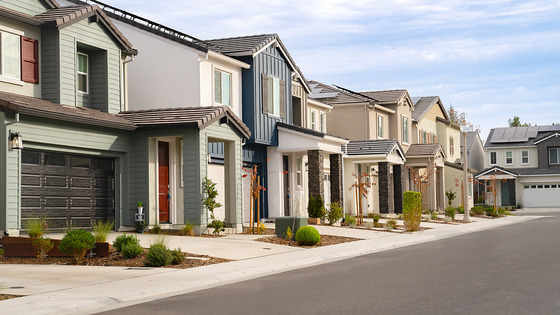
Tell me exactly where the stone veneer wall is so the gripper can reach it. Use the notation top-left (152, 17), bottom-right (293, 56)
top-left (329, 153), bottom-right (343, 208)
top-left (378, 162), bottom-right (390, 213)
top-left (307, 150), bottom-right (324, 200)
top-left (393, 164), bottom-right (403, 213)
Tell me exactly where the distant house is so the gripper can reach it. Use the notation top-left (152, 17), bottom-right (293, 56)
top-left (476, 125), bottom-right (560, 208)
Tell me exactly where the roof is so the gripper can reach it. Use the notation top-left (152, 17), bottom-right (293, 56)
top-left (360, 90), bottom-right (409, 103)
top-left (206, 34), bottom-right (311, 94)
top-left (118, 106), bottom-right (251, 138)
top-left (476, 166), bottom-right (518, 178)
top-left (411, 96), bottom-right (448, 121)
top-left (406, 143), bottom-right (445, 158)
top-left (0, 91), bottom-right (135, 131)
top-left (460, 131), bottom-right (481, 151)
top-left (485, 125), bottom-right (560, 148)
top-left (344, 139), bottom-right (405, 160)
top-left (34, 4), bottom-right (136, 54)
top-left (308, 81), bottom-right (369, 105)
top-left (276, 122), bottom-right (347, 141)
top-left (40, 0), bottom-right (61, 9)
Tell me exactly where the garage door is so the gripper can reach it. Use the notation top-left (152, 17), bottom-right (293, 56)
top-left (21, 150), bottom-right (115, 231)
top-left (523, 184), bottom-right (560, 208)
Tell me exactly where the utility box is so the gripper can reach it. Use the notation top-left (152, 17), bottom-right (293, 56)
top-left (275, 217), bottom-right (307, 240)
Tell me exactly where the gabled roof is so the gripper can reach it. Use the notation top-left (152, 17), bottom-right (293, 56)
top-left (0, 91), bottom-right (135, 130)
top-left (406, 143), bottom-right (446, 158)
top-left (476, 166), bottom-right (518, 178)
top-left (361, 90), bottom-right (410, 104)
top-left (34, 4), bottom-right (136, 55)
top-left (533, 132), bottom-right (560, 145)
top-left (485, 125), bottom-right (560, 148)
top-left (460, 131), bottom-right (481, 151)
top-left (308, 81), bottom-right (369, 105)
top-left (39, 0), bottom-right (61, 9)
top-left (118, 106), bottom-right (251, 138)
top-left (206, 34), bottom-right (311, 94)
top-left (411, 96), bottom-right (449, 122)
top-left (344, 139), bottom-right (406, 160)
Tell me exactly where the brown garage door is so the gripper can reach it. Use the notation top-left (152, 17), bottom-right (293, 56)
top-left (21, 150), bottom-right (115, 231)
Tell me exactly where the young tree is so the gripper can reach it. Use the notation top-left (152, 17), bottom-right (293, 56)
top-left (349, 171), bottom-right (374, 225)
top-left (448, 104), bottom-right (467, 125)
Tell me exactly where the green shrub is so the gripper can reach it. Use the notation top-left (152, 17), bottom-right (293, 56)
top-left (403, 191), bottom-right (422, 231)
top-left (430, 211), bottom-right (438, 220)
top-left (150, 224), bottom-right (162, 234)
top-left (372, 213), bottom-right (381, 224)
top-left (386, 219), bottom-right (397, 230)
top-left (121, 243), bottom-right (143, 259)
top-left (295, 226), bottom-right (321, 245)
top-left (326, 202), bottom-right (343, 224)
top-left (92, 220), bottom-right (113, 242)
top-left (25, 215), bottom-right (47, 238)
top-left (58, 229), bottom-right (96, 263)
top-left (471, 206), bottom-right (484, 216)
top-left (344, 214), bottom-right (356, 226)
top-left (144, 244), bottom-right (172, 267)
top-left (504, 210), bottom-right (511, 216)
top-left (484, 207), bottom-right (496, 216)
top-left (208, 219), bottom-right (226, 235)
top-left (445, 206), bottom-right (456, 220)
top-left (113, 234), bottom-right (140, 253)
top-left (308, 195), bottom-right (326, 219)
top-left (497, 208), bottom-right (506, 216)
top-left (33, 237), bottom-right (54, 259)
top-left (170, 248), bottom-right (187, 265)
top-left (445, 189), bottom-right (456, 207)
top-left (0, 248), bottom-right (4, 257)
top-left (181, 221), bottom-right (194, 236)
top-left (456, 205), bottom-right (464, 214)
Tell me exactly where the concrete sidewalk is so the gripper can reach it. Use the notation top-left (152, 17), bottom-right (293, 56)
top-left (0, 215), bottom-right (541, 315)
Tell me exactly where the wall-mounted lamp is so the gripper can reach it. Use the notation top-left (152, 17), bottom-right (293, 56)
top-left (9, 131), bottom-right (23, 150)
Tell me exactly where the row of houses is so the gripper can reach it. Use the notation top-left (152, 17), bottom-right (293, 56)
top-left (0, 0), bottom-right (489, 236)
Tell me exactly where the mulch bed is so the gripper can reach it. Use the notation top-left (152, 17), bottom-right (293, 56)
top-left (241, 227), bottom-right (276, 235)
top-left (0, 248), bottom-right (230, 269)
top-left (255, 234), bottom-right (361, 248)
top-left (0, 294), bottom-right (22, 301)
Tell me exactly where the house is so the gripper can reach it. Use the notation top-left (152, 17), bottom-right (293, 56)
top-left (0, 0), bottom-right (250, 235)
top-left (476, 125), bottom-right (560, 208)
top-left (205, 35), bottom-right (348, 220)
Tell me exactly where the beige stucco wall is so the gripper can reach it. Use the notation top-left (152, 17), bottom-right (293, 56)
top-left (327, 104), bottom-right (369, 140)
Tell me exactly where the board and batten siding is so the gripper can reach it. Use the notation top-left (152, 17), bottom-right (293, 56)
top-left (0, 0), bottom-right (49, 16)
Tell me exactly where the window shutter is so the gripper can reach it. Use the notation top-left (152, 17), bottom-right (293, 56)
top-left (279, 79), bottom-right (286, 119)
top-left (21, 37), bottom-right (39, 84)
top-left (262, 73), bottom-right (269, 114)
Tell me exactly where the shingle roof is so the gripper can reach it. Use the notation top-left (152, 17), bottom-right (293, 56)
top-left (460, 131), bottom-right (480, 151)
top-left (406, 143), bottom-right (444, 157)
top-left (485, 125), bottom-right (560, 148)
top-left (360, 90), bottom-right (408, 103)
top-left (118, 106), bottom-right (250, 138)
top-left (411, 96), bottom-right (439, 120)
top-left (276, 122), bottom-right (346, 141)
top-left (344, 140), bottom-right (404, 159)
top-left (308, 81), bottom-right (370, 105)
top-left (0, 91), bottom-right (135, 130)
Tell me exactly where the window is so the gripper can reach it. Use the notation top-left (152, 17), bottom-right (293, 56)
top-left (77, 53), bottom-right (88, 94)
top-left (423, 131), bottom-right (427, 144)
top-left (214, 69), bottom-right (231, 106)
top-left (262, 74), bottom-right (285, 117)
top-left (521, 150), bottom-right (529, 164)
top-left (378, 115), bottom-right (383, 138)
top-left (1, 31), bottom-right (20, 79)
top-left (296, 157), bottom-right (302, 186)
top-left (490, 151), bottom-right (497, 165)
top-left (549, 148), bottom-right (560, 165)
top-left (402, 117), bottom-right (409, 143)
top-left (505, 151), bottom-right (513, 165)
top-left (311, 110), bottom-right (317, 130)
top-left (320, 112), bottom-right (326, 133)
top-left (0, 29), bottom-right (38, 84)
top-left (449, 137), bottom-right (454, 155)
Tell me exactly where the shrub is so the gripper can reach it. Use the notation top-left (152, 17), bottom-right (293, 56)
top-left (208, 219), bottom-right (226, 235)
top-left (484, 207), bottom-right (496, 217)
top-left (430, 211), bottom-right (438, 220)
top-left (170, 248), bottom-right (187, 265)
top-left (144, 244), bottom-right (172, 267)
top-left (121, 243), bottom-right (143, 259)
top-left (445, 206), bottom-right (456, 220)
top-left (92, 220), bottom-right (113, 243)
top-left (33, 237), bottom-right (54, 259)
top-left (504, 210), bottom-right (511, 216)
top-left (0, 248), bottom-right (3, 257)
top-left (445, 189), bottom-right (456, 207)
top-left (456, 206), bottom-right (464, 214)
top-left (150, 224), bottom-right (162, 234)
top-left (326, 202), bottom-right (343, 224)
top-left (58, 229), bottom-right (96, 263)
top-left (386, 219), bottom-right (397, 230)
top-left (25, 215), bottom-right (47, 238)
top-left (403, 191), bottom-right (422, 231)
top-left (181, 221), bottom-right (195, 236)
top-left (344, 214), bottom-right (356, 227)
top-left (202, 177), bottom-right (224, 235)
top-left (308, 195), bottom-right (326, 219)
top-left (497, 208), bottom-right (506, 216)
top-left (285, 227), bottom-right (294, 241)
top-left (372, 213), bottom-right (381, 224)
top-left (471, 206), bottom-right (484, 216)
top-left (257, 222), bottom-right (267, 234)
top-left (295, 226), bottom-right (321, 246)
top-left (113, 234), bottom-right (140, 253)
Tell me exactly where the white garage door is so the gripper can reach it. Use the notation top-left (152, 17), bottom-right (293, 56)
top-left (523, 184), bottom-right (560, 207)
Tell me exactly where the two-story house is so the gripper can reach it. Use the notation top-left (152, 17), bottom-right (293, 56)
top-left (476, 125), bottom-right (560, 208)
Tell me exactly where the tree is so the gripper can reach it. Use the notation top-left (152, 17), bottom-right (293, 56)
top-left (508, 116), bottom-right (530, 127)
top-left (448, 104), bottom-right (466, 125)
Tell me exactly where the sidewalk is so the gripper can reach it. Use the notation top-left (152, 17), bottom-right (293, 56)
top-left (0, 215), bottom-right (541, 314)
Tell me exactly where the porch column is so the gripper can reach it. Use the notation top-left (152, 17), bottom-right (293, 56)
top-left (308, 150), bottom-right (324, 201)
top-left (378, 162), bottom-right (390, 213)
top-left (393, 164), bottom-right (403, 214)
top-left (330, 153), bottom-right (343, 208)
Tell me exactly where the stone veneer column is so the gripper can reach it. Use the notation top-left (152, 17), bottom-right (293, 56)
top-left (307, 150), bottom-right (324, 200)
top-left (378, 162), bottom-right (390, 213)
top-left (329, 153), bottom-right (343, 208)
top-left (393, 164), bottom-right (403, 214)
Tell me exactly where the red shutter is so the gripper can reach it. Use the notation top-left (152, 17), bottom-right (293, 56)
top-left (21, 37), bottom-right (39, 84)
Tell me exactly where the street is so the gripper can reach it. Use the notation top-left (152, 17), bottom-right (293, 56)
top-left (99, 212), bottom-right (560, 314)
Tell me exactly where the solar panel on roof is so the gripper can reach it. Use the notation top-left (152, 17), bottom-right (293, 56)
top-left (551, 125), bottom-right (560, 131)
top-left (527, 126), bottom-right (539, 138)
top-left (503, 128), bottom-right (516, 137)
top-left (489, 128), bottom-right (506, 143)
top-left (539, 125), bottom-right (551, 131)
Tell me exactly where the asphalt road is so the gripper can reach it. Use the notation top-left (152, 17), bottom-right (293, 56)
top-left (99, 213), bottom-right (560, 315)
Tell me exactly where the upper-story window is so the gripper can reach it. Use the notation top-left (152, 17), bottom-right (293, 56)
top-left (378, 115), bottom-right (383, 139)
top-left (449, 137), bottom-right (454, 155)
top-left (0, 28), bottom-right (38, 84)
top-left (77, 53), bottom-right (89, 94)
top-left (1, 31), bottom-right (20, 80)
top-left (214, 69), bottom-right (231, 106)
top-left (549, 148), bottom-right (560, 165)
top-left (402, 117), bottom-right (408, 143)
top-left (490, 151), bottom-right (497, 165)
top-left (296, 157), bottom-right (302, 186)
top-left (311, 110), bottom-right (317, 130)
top-left (521, 150), bottom-right (529, 165)
top-left (505, 151), bottom-right (513, 165)
top-left (262, 74), bottom-right (285, 118)
top-left (320, 112), bottom-right (326, 133)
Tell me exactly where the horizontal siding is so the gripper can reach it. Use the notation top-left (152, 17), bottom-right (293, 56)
top-left (41, 28), bottom-right (60, 103)
top-left (6, 150), bottom-right (20, 229)
top-left (183, 130), bottom-right (204, 225)
top-left (1, 0), bottom-right (48, 16)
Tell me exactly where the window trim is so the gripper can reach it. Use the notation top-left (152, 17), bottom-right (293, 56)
top-left (296, 157), bottom-right (302, 187)
top-left (214, 68), bottom-right (232, 106)
top-left (310, 109), bottom-right (317, 130)
top-left (521, 150), bottom-right (530, 165)
top-left (505, 151), bottom-right (513, 165)
top-left (449, 136), bottom-right (454, 156)
top-left (377, 115), bottom-right (383, 139)
top-left (549, 147), bottom-right (560, 165)
top-left (490, 151), bottom-right (497, 165)
top-left (402, 116), bottom-right (409, 144)
top-left (320, 111), bottom-right (326, 133)
top-left (262, 74), bottom-right (285, 118)
top-left (0, 28), bottom-right (22, 82)
top-left (77, 52), bottom-right (89, 94)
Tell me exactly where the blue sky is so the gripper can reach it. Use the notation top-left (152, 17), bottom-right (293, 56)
top-left (107, 0), bottom-right (560, 141)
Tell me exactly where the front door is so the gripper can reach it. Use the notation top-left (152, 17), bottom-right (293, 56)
top-left (158, 142), bottom-right (170, 222)
top-left (283, 155), bottom-right (290, 216)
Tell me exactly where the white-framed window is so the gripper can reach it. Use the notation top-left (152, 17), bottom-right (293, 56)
top-left (402, 116), bottom-right (409, 143)
top-left (505, 151), bottom-right (513, 165)
top-left (311, 110), bottom-right (317, 130)
top-left (1, 30), bottom-right (21, 80)
top-left (77, 52), bottom-right (89, 94)
top-left (378, 115), bottom-right (383, 139)
top-left (521, 150), bottom-right (529, 165)
top-left (296, 157), bottom-right (302, 186)
top-left (449, 137), bottom-right (454, 155)
top-left (320, 111), bottom-right (326, 133)
top-left (549, 147), bottom-right (560, 165)
top-left (262, 74), bottom-right (285, 117)
top-left (214, 69), bottom-right (231, 106)
top-left (490, 151), bottom-right (497, 165)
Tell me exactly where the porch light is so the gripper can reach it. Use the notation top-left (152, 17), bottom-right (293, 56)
top-left (9, 131), bottom-right (23, 150)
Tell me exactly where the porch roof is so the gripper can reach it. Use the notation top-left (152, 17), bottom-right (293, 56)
top-left (276, 122), bottom-right (348, 153)
top-left (476, 166), bottom-right (518, 180)
top-left (406, 143), bottom-right (446, 158)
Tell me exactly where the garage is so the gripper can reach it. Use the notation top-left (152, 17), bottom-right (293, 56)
top-left (523, 184), bottom-right (560, 208)
top-left (21, 150), bottom-right (115, 231)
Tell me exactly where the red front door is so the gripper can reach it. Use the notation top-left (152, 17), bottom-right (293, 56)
top-left (158, 142), bottom-right (170, 222)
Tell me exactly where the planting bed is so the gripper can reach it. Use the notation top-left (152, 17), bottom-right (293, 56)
top-left (255, 234), bottom-right (361, 248)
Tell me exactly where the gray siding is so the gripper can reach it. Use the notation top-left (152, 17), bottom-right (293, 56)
top-left (0, 0), bottom-right (48, 16)
top-left (183, 129), bottom-right (205, 225)
top-left (537, 137), bottom-right (560, 169)
top-left (41, 28), bottom-right (60, 103)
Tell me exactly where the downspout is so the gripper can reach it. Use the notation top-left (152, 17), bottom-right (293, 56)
top-left (122, 55), bottom-right (135, 111)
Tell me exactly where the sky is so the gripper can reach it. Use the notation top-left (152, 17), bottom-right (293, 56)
top-left (103, 0), bottom-right (560, 141)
